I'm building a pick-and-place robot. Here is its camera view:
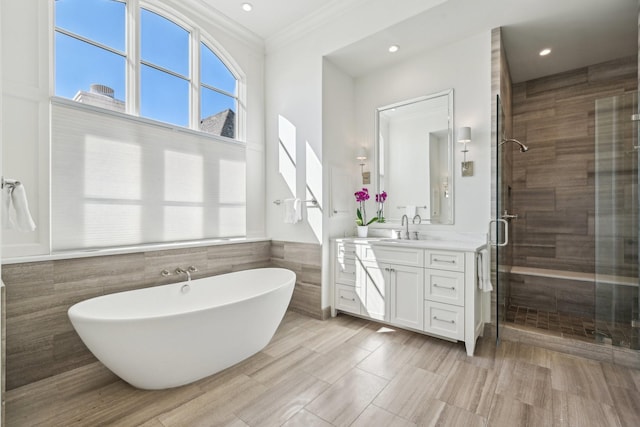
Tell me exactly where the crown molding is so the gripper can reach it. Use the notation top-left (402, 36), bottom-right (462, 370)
top-left (265, 0), bottom-right (369, 53)
top-left (157, 0), bottom-right (265, 53)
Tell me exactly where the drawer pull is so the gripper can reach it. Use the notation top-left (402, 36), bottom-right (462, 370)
top-left (433, 258), bottom-right (456, 264)
top-left (433, 316), bottom-right (455, 324)
top-left (340, 296), bottom-right (356, 302)
top-left (434, 283), bottom-right (456, 290)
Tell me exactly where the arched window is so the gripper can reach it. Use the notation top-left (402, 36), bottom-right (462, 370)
top-left (51, 0), bottom-right (247, 251)
top-left (54, 0), bottom-right (240, 139)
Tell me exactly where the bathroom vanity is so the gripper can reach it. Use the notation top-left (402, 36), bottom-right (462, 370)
top-left (332, 237), bottom-right (488, 356)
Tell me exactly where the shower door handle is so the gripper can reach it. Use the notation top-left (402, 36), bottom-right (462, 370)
top-left (488, 219), bottom-right (508, 247)
top-left (501, 210), bottom-right (518, 220)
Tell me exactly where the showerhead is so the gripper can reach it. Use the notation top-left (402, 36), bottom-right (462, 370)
top-left (500, 138), bottom-right (529, 153)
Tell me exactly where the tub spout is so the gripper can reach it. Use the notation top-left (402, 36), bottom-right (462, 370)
top-left (175, 267), bottom-right (191, 281)
top-left (175, 266), bottom-right (198, 281)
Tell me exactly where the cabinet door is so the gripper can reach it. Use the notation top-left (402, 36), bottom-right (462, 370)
top-left (359, 261), bottom-right (387, 321)
top-left (389, 265), bottom-right (424, 330)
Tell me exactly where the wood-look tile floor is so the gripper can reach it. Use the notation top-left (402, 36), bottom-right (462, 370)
top-left (6, 311), bottom-right (640, 426)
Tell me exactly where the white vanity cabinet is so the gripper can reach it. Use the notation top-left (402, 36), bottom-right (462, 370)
top-left (332, 238), bottom-right (486, 356)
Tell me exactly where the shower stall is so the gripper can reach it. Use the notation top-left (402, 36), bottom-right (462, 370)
top-left (494, 91), bottom-right (639, 354)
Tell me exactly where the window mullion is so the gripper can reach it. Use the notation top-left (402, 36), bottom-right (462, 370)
top-left (191, 28), bottom-right (200, 131)
top-left (55, 28), bottom-right (126, 58)
top-left (200, 82), bottom-right (236, 100)
top-left (140, 60), bottom-right (189, 81)
top-left (127, 0), bottom-right (140, 116)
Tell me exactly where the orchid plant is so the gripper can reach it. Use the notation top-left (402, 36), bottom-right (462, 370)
top-left (354, 188), bottom-right (377, 226)
top-left (355, 188), bottom-right (388, 226)
top-left (376, 191), bottom-right (387, 223)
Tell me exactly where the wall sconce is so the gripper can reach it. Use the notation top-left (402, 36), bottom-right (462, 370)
top-left (458, 127), bottom-right (473, 177)
top-left (356, 147), bottom-right (371, 184)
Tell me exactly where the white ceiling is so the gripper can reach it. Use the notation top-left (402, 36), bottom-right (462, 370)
top-left (199, 0), bottom-right (332, 41)
top-left (202, 0), bottom-right (638, 83)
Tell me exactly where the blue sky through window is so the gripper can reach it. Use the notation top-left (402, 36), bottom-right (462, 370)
top-left (55, 0), bottom-right (125, 51)
top-left (141, 9), bottom-right (189, 77)
top-left (55, 0), bottom-right (237, 134)
top-left (55, 31), bottom-right (126, 101)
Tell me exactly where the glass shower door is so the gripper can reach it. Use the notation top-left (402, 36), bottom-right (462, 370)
top-left (493, 95), bottom-right (511, 342)
top-left (595, 91), bottom-right (639, 350)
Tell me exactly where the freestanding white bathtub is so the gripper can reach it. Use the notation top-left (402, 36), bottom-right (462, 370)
top-left (68, 268), bottom-right (295, 389)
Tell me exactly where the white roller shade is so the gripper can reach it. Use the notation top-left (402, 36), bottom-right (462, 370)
top-left (51, 101), bottom-right (246, 251)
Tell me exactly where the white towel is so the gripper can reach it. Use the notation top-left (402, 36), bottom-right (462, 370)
top-left (2, 186), bottom-right (12, 229)
top-left (405, 205), bottom-right (416, 217)
top-left (2, 183), bottom-right (36, 232)
top-left (477, 248), bottom-right (493, 292)
top-left (283, 198), bottom-right (302, 224)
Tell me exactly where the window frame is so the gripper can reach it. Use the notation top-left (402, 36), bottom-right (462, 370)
top-left (52, 0), bottom-right (245, 141)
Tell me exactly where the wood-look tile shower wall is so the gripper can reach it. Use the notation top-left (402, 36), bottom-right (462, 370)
top-left (509, 56), bottom-right (637, 316)
top-left (1, 240), bottom-right (322, 390)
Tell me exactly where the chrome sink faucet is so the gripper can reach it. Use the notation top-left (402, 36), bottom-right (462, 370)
top-left (401, 214), bottom-right (410, 240)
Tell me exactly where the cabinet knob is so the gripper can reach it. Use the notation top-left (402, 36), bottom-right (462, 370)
top-left (433, 283), bottom-right (456, 290)
top-left (433, 258), bottom-right (456, 264)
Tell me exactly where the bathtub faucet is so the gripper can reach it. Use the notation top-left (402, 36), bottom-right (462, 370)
top-left (175, 266), bottom-right (198, 281)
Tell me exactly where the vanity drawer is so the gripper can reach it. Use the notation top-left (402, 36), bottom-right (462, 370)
top-left (425, 250), bottom-right (464, 272)
top-left (335, 256), bottom-right (356, 285)
top-left (423, 300), bottom-right (464, 340)
top-left (361, 244), bottom-right (424, 267)
top-left (335, 284), bottom-right (362, 315)
top-left (337, 242), bottom-right (357, 259)
top-left (425, 269), bottom-right (465, 306)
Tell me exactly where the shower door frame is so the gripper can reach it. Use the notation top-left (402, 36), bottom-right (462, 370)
top-left (492, 94), bottom-right (511, 343)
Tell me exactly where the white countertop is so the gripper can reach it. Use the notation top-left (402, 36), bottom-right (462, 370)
top-left (336, 237), bottom-right (487, 252)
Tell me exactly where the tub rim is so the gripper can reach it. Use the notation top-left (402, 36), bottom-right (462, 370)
top-left (67, 267), bottom-right (296, 323)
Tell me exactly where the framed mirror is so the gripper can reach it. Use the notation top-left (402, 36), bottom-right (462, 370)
top-left (376, 89), bottom-right (454, 225)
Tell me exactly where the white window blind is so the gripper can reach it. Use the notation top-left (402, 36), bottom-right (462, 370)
top-left (51, 101), bottom-right (246, 251)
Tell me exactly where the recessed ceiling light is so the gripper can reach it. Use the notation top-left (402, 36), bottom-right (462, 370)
top-left (539, 48), bottom-right (551, 56)
top-left (242, 3), bottom-right (253, 12)
top-left (388, 45), bottom-right (399, 53)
